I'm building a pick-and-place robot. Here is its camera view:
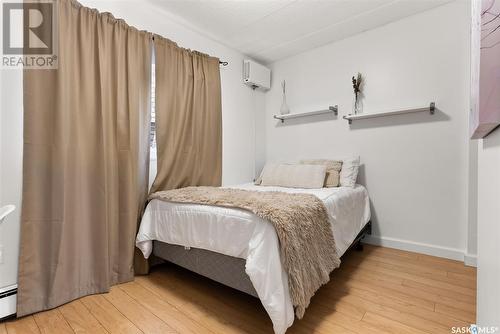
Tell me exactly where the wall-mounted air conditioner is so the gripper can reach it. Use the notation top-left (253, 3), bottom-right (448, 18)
top-left (243, 60), bottom-right (271, 91)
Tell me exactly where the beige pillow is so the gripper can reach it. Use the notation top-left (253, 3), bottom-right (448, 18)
top-left (300, 159), bottom-right (343, 187)
top-left (254, 162), bottom-right (294, 185)
top-left (259, 163), bottom-right (327, 189)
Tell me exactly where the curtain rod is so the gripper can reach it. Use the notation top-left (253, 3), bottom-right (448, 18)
top-left (151, 35), bottom-right (228, 66)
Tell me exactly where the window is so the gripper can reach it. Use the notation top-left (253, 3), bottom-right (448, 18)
top-left (150, 62), bottom-right (156, 160)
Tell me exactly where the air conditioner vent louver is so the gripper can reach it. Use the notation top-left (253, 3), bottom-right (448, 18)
top-left (243, 60), bottom-right (270, 91)
top-left (243, 61), bottom-right (250, 81)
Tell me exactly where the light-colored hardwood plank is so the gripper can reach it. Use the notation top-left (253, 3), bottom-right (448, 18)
top-left (104, 286), bottom-right (176, 334)
top-left (326, 288), bottom-right (456, 333)
top-left (80, 294), bottom-right (142, 334)
top-left (361, 312), bottom-right (427, 334)
top-left (333, 268), bottom-right (475, 313)
top-left (136, 275), bottom-right (259, 334)
top-left (345, 261), bottom-right (476, 296)
top-left (447, 270), bottom-right (477, 283)
top-left (159, 266), bottom-right (364, 334)
top-left (33, 309), bottom-right (74, 334)
top-left (327, 283), bottom-right (469, 330)
top-left (363, 245), bottom-right (474, 276)
top-left (306, 308), bottom-right (389, 334)
top-left (340, 264), bottom-right (405, 285)
top-left (402, 279), bottom-right (475, 303)
top-left (290, 306), bottom-right (362, 334)
top-left (3, 245), bottom-right (476, 334)
top-left (350, 252), bottom-right (449, 277)
top-left (313, 293), bottom-right (366, 321)
top-left (151, 270), bottom-right (273, 334)
top-left (119, 282), bottom-right (213, 334)
top-left (286, 295), bottom-right (359, 334)
top-left (59, 300), bottom-right (109, 334)
top-left (346, 254), bottom-right (477, 289)
top-left (416, 253), bottom-right (477, 275)
top-left (5, 316), bottom-right (41, 334)
top-left (435, 303), bottom-right (477, 324)
top-left (329, 271), bottom-right (436, 310)
top-left (362, 244), bottom-right (420, 261)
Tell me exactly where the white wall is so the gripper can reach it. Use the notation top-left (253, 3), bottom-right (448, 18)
top-left (476, 127), bottom-right (500, 327)
top-left (466, 139), bottom-right (478, 265)
top-left (0, 0), bottom-right (257, 291)
top-left (259, 1), bottom-right (473, 261)
top-left (0, 69), bottom-right (23, 289)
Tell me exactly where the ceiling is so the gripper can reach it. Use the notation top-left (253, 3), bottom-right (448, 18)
top-left (148, 0), bottom-right (451, 64)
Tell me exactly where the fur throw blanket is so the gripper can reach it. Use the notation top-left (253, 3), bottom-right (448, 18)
top-left (149, 187), bottom-right (340, 318)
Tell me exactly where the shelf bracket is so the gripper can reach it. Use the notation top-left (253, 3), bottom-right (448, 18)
top-left (273, 115), bottom-right (285, 123)
top-left (343, 114), bottom-right (353, 124)
top-left (329, 105), bottom-right (338, 116)
top-left (430, 102), bottom-right (435, 115)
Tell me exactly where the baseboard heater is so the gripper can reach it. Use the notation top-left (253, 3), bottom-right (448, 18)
top-left (0, 284), bottom-right (17, 320)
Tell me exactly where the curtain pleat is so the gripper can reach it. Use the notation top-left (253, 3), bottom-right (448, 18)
top-left (150, 35), bottom-right (222, 193)
top-left (17, 0), bottom-right (152, 316)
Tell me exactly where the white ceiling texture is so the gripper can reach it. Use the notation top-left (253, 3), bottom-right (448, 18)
top-left (149, 0), bottom-right (452, 64)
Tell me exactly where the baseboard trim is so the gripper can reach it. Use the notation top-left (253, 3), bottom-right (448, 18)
top-left (464, 253), bottom-right (477, 267)
top-left (363, 235), bottom-right (472, 264)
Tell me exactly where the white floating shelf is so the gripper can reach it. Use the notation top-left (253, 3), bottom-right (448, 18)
top-left (274, 105), bottom-right (338, 123)
top-left (343, 102), bottom-right (436, 124)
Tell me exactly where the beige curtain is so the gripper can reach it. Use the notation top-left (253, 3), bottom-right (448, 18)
top-left (150, 36), bottom-right (222, 193)
top-left (18, 0), bottom-right (152, 316)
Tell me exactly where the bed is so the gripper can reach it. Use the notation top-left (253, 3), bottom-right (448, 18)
top-left (136, 183), bottom-right (371, 334)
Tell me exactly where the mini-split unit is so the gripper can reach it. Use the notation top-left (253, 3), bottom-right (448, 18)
top-left (243, 59), bottom-right (271, 91)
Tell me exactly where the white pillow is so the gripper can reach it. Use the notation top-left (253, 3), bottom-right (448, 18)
top-left (260, 163), bottom-right (327, 189)
top-left (339, 156), bottom-right (360, 187)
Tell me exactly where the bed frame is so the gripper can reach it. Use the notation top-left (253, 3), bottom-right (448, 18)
top-left (152, 221), bottom-right (372, 298)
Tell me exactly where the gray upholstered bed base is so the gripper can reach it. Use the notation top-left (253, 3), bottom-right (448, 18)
top-left (153, 241), bottom-right (259, 297)
top-left (153, 221), bottom-right (371, 298)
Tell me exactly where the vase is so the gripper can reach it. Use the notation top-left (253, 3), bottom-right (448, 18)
top-left (353, 94), bottom-right (363, 115)
top-left (280, 93), bottom-right (290, 115)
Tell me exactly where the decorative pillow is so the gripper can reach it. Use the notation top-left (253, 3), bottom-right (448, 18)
top-left (254, 162), bottom-right (289, 185)
top-left (254, 164), bottom-right (270, 185)
top-left (300, 159), bottom-right (343, 187)
top-left (259, 163), bottom-right (327, 189)
top-left (339, 156), bottom-right (360, 187)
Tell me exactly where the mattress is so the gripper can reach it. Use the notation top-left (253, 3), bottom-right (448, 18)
top-left (136, 183), bottom-right (371, 334)
top-left (234, 183), bottom-right (371, 256)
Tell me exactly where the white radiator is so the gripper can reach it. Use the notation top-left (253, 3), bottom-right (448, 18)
top-left (0, 284), bottom-right (17, 320)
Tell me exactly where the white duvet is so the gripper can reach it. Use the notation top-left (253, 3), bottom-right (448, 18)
top-left (136, 183), bottom-right (371, 334)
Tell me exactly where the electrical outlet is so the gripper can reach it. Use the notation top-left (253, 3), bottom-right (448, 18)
top-left (0, 245), bottom-right (4, 264)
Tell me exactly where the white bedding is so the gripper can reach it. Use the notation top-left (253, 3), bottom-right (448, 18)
top-left (136, 183), bottom-right (370, 334)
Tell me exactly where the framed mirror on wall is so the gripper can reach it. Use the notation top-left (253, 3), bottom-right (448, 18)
top-left (470, 0), bottom-right (500, 139)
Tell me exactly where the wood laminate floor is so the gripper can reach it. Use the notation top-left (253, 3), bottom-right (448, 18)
top-left (1, 244), bottom-right (476, 333)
